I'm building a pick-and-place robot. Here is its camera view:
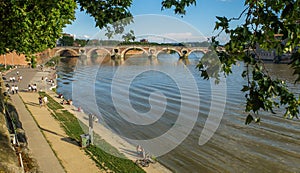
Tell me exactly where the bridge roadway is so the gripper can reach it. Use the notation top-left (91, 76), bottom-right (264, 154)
top-left (51, 45), bottom-right (210, 59)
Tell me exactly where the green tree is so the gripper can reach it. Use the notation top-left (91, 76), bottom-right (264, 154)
top-left (122, 30), bottom-right (135, 42)
top-left (74, 39), bottom-right (88, 47)
top-left (0, 0), bottom-right (77, 55)
top-left (59, 35), bottom-right (75, 46)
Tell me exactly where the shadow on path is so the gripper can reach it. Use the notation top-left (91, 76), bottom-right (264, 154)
top-left (39, 126), bottom-right (65, 137)
top-left (26, 102), bottom-right (40, 107)
top-left (39, 125), bottom-right (80, 146)
top-left (61, 137), bottom-right (80, 147)
top-left (120, 148), bottom-right (139, 158)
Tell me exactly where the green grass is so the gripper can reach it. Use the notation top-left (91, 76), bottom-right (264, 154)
top-left (39, 92), bottom-right (63, 110)
top-left (44, 56), bottom-right (60, 67)
top-left (38, 92), bottom-right (145, 173)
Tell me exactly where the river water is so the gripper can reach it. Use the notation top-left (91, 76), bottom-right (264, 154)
top-left (56, 53), bottom-right (300, 173)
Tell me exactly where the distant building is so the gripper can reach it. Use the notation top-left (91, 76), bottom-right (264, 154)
top-left (255, 34), bottom-right (292, 63)
top-left (140, 39), bottom-right (148, 43)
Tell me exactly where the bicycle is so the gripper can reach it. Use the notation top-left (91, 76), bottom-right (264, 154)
top-left (135, 154), bottom-right (157, 167)
top-left (135, 158), bottom-right (150, 167)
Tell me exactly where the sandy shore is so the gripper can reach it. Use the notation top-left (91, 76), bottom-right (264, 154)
top-left (34, 67), bottom-right (172, 173)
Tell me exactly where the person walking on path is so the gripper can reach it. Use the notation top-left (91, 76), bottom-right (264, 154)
top-left (43, 96), bottom-right (48, 107)
top-left (15, 85), bottom-right (19, 94)
top-left (39, 96), bottom-right (43, 107)
top-left (11, 85), bottom-right (15, 95)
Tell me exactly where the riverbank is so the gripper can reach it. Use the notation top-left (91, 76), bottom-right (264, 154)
top-left (45, 91), bottom-right (171, 173)
top-left (41, 67), bottom-right (172, 173)
top-left (5, 66), bottom-right (171, 172)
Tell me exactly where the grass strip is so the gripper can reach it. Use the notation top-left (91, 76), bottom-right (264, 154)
top-left (39, 92), bottom-right (145, 173)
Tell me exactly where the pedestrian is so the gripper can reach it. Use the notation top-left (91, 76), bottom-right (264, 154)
top-left (15, 85), bottom-right (18, 94)
top-left (6, 85), bottom-right (10, 95)
top-left (11, 85), bottom-right (15, 95)
top-left (43, 96), bottom-right (48, 106)
top-left (28, 84), bottom-right (32, 92)
top-left (136, 145), bottom-right (143, 156)
top-left (32, 84), bottom-right (37, 92)
top-left (16, 71), bottom-right (19, 76)
top-left (38, 97), bottom-right (43, 107)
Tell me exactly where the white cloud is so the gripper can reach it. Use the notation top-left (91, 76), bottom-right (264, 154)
top-left (143, 32), bottom-right (207, 43)
top-left (75, 35), bottom-right (91, 40)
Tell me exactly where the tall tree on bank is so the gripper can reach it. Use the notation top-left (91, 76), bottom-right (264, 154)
top-left (0, 0), bottom-right (77, 56)
top-left (58, 35), bottom-right (75, 47)
top-left (0, 0), bottom-right (299, 122)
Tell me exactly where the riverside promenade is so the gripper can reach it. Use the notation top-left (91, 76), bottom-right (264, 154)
top-left (5, 67), bottom-right (171, 173)
top-left (5, 67), bottom-right (101, 173)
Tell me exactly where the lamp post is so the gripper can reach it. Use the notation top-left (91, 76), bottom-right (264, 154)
top-left (88, 113), bottom-right (94, 145)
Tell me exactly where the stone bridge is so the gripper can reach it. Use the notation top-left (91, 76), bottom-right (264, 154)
top-left (50, 45), bottom-right (210, 59)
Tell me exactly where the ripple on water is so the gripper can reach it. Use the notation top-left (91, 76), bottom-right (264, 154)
top-left (57, 56), bottom-right (300, 172)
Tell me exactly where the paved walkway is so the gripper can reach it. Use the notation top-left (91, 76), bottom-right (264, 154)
top-left (5, 67), bottom-right (171, 173)
top-left (46, 84), bottom-right (172, 173)
top-left (5, 68), bottom-right (64, 173)
top-left (5, 68), bottom-right (102, 173)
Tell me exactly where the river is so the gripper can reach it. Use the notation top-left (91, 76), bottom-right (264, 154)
top-left (56, 52), bottom-right (300, 173)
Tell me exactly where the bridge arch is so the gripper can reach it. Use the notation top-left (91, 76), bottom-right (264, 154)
top-left (86, 47), bottom-right (111, 57)
top-left (79, 48), bottom-right (86, 55)
top-left (186, 49), bottom-right (206, 57)
top-left (55, 48), bottom-right (78, 57)
top-left (120, 46), bottom-right (149, 59)
top-left (155, 48), bottom-right (182, 57)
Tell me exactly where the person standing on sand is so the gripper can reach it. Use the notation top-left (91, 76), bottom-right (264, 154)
top-left (136, 145), bottom-right (143, 157)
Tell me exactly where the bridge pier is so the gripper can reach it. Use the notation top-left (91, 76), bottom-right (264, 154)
top-left (179, 49), bottom-right (188, 59)
top-left (148, 54), bottom-right (157, 60)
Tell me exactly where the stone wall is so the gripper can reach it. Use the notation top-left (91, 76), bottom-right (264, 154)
top-left (0, 49), bottom-right (55, 66)
top-left (0, 52), bottom-right (28, 66)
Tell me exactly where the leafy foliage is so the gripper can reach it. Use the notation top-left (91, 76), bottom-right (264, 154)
top-left (122, 30), bottom-right (135, 42)
top-left (58, 35), bottom-right (75, 47)
top-left (77, 0), bottom-right (133, 38)
top-left (197, 0), bottom-right (300, 123)
top-left (161, 0), bottom-right (197, 15)
top-left (0, 0), bottom-right (76, 55)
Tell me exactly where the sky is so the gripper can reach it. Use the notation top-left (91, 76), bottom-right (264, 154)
top-left (63, 0), bottom-right (245, 43)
